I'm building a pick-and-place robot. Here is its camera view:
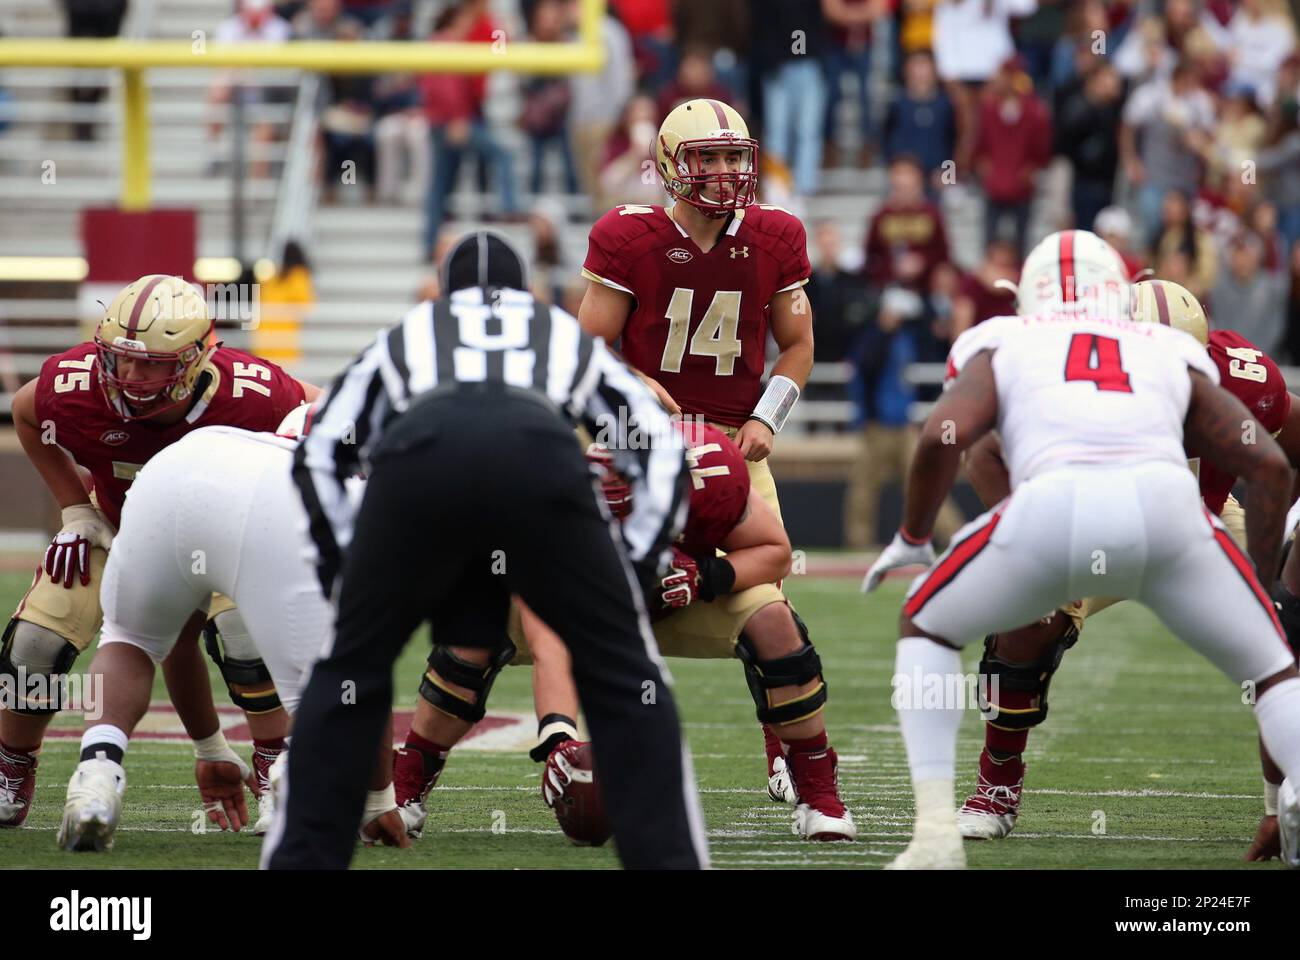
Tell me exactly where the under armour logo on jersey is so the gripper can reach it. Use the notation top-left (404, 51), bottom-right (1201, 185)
top-left (730, 246), bottom-right (749, 259)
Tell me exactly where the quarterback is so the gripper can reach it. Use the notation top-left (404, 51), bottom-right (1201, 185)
top-left (577, 98), bottom-right (840, 807)
top-left (0, 275), bottom-right (314, 830)
top-left (392, 423), bottom-right (856, 842)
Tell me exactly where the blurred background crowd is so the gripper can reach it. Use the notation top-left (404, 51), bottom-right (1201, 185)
top-left (7, 0), bottom-right (1300, 547)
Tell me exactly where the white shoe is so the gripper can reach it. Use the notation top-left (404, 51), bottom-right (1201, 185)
top-left (253, 781), bottom-right (275, 836)
top-left (57, 755), bottom-right (126, 853)
top-left (768, 755), bottom-right (798, 805)
top-left (957, 804), bottom-right (1018, 840)
top-left (792, 803), bottom-right (857, 841)
top-left (887, 820), bottom-right (967, 870)
top-left (1280, 777), bottom-right (1300, 869)
top-left (398, 801), bottom-right (428, 839)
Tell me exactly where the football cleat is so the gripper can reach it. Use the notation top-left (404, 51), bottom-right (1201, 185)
top-left (787, 746), bottom-right (855, 841)
top-left (0, 743), bottom-right (38, 827)
top-left (763, 726), bottom-right (797, 804)
top-left (957, 751), bottom-right (1024, 840)
top-left (393, 745), bottom-right (446, 839)
top-left (887, 819), bottom-right (966, 870)
top-left (1280, 778), bottom-right (1300, 869)
top-left (57, 755), bottom-right (125, 852)
top-left (251, 742), bottom-right (283, 836)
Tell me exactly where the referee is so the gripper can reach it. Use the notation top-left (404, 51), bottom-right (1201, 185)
top-left (263, 231), bottom-right (709, 869)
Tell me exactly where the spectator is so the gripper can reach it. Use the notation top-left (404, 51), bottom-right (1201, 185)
top-left (897, 0), bottom-right (939, 61)
top-left (1248, 200), bottom-right (1285, 273)
top-left (1221, 0), bottom-right (1297, 106)
top-left (1155, 188), bottom-right (1218, 301)
top-left (751, 0), bottom-right (829, 197)
top-left (1205, 84), bottom-right (1267, 189)
top-left (612, 0), bottom-right (676, 91)
top-left (521, 0), bottom-right (578, 196)
top-left (420, 1), bottom-right (519, 258)
top-left (1016, 0), bottom-right (1067, 91)
top-left (1210, 232), bottom-right (1287, 354)
top-left (291, 0), bottom-right (359, 37)
top-left (564, 0), bottom-right (635, 201)
top-left (656, 48), bottom-right (739, 119)
top-left (806, 219), bottom-right (870, 365)
top-left (1256, 95), bottom-right (1300, 251)
top-left (864, 155), bottom-right (951, 294)
top-left (255, 240), bottom-right (315, 367)
top-left (932, 0), bottom-right (1038, 86)
top-left (61, 0), bottom-right (128, 141)
top-left (318, 18), bottom-right (377, 201)
top-left (671, 0), bottom-right (750, 101)
top-left (882, 49), bottom-right (956, 189)
top-left (951, 239), bottom-right (1019, 337)
top-left (597, 94), bottom-right (662, 210)
top-left (1054, 59), bottom-right (1123, 231)
top-left (1094, 205), bottom-right (1146, 279)
top-left (972, 56), bottom-right (1052, 258)
top-left (209, 0), bottom-right (293, 178)
top-left (342, 0), bottom-right (401, 30)
top-left (822, 0), bottom-right (883, 168)
top-left (1120, 58), bottom-right (1217, 247)
top-left (529, 198), bottom-right (579, 312)
top-left (372, 73), bottom-right (429, 205)
top-left (1285, 242), bottom-right (1300, 361)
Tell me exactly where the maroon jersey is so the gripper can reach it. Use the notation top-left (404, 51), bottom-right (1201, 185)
top-left (1198, 329), bottom-right (1291, 515)
top-left (34, 343), bottom-right (306, 527)
top-left (582, 203), bottom-right (811, 428)
top-left (676, 422), bottom-right (751, 557)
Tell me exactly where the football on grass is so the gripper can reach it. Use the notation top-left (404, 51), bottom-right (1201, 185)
top-left (550, 742), bottom-right (611, 847)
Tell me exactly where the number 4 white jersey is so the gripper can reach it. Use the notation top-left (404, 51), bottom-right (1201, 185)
top-left (945, 313), bottom-right (1220, 488)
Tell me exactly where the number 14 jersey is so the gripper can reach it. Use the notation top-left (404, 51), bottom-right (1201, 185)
top-left (582, 203), bottom-right (811, 427)
top-left (945, 313), bottom-right (1219, 489)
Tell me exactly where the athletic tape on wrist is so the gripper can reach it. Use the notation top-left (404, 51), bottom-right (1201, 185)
top-left (749, 375), bottom-right (800, 434)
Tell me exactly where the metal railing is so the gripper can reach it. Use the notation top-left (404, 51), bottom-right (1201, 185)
top-left (268, 72), bottom-right (322, 266)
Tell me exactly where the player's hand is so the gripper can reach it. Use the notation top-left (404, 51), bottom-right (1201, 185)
top-left (195, 755), bottom-right (256, 832)
top-left (861, 531), bottom-right (936, 593)
top-left (1244, 814), bottom-right (1281, 861)
top-left (634, 372), bottom-right (681, 416)
top-left (660, 548), bottom-right (700, 608)
top-left (44, 504), bottom-right (115, 589)
top-left (360, 788), bottom-right (412, 849)
top-left (585, 443), bottom-right (633, 520)
top-left (736, 419), bottom-right (774, 461)
top-left (542, 742), bottom-right (580, 809)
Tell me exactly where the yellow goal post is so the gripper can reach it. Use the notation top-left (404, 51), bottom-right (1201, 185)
top-left (0, 0), bottom-right (606, 209)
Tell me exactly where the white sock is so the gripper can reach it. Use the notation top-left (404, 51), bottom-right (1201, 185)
top-left (80, 724), bottom-right (128, 762)
top-left (1255, 677), bottom-right (1300, 781)
top-left (894, 637), bottom-right (965, 793)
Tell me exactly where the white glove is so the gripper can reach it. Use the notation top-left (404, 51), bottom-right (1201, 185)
top-left (44, 504), bottom-right (115, 589)
top-left (861, 531), bottom-right (936, 594)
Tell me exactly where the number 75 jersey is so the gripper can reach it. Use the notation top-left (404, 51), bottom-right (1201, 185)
top-left (582, 203), bottom-right (811, 427)
top-left (34, 342), bottom-right (305, 528)
top-left (945, 313), bottom-right (1220, 489)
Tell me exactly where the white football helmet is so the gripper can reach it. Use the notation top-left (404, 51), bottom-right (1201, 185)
top-left (1016, 230), bottom-right (1130, 318)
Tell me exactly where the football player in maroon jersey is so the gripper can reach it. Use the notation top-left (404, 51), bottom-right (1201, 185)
top-left (948, 279), bottom-right (1300, 859)
top-left (0, 275), bottom-right (317, 830)
top-left (575, 98), bottom-right (848, 816)
top-left (392, 423), bottom-right (857, 841)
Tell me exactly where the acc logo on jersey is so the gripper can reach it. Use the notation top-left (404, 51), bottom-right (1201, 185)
top-left (667, 248), bottom-right (693, 264)
top-left (100, 429), bottom-right (130, 446)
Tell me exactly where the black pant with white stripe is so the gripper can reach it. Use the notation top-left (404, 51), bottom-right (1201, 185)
top-left (268, 387), bottom-right (707, 869)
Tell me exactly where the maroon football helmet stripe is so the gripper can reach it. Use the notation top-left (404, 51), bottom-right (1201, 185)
top-left (125, 275), bottom-right (166, 339)
top-left (1152, 280), bottom-right (1171, 327)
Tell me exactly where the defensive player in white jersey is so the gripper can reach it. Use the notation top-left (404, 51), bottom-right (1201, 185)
top-left (56, 409), bottom-right (409, 853)
top-left (864, 231), bottom-right (1300, 869)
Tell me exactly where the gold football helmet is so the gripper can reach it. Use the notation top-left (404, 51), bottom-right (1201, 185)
top-left (654, 98), bottom-right (757, 218)
top-left (1131, 278), bottom-right (1208, 347)
top-left (94, 274), bottom-right (216, 418)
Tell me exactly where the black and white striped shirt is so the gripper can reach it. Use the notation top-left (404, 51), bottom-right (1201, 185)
top-left (293, 286), bottom-right (688, 595)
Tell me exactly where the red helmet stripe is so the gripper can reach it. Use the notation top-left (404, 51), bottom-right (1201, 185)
top-left (1152, 281), bottom-right (1171, 327)
top-left (125, 275), bottom-right (166, 339)
top-left (1059, 232), bottom-right (1076, 303)
top-left (704, 99), bottom-right (730, 129)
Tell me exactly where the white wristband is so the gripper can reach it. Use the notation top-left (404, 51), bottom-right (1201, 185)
top-left (364, 784), bottom-right (397, 819)
top-left (749, 375), bottom-right (800, 434)
top-left (1265, 779), bottom-right (1280, 816)
top-left (193, 730), bottom-right (231, 761)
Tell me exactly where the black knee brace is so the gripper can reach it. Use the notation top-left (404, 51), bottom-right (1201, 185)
top-left (0, 618), bottom-right (79, 716)
top-left (1271, 584), bottom-right (1300, 662)
top-left (977, 619), bottom-right (1080, 730)
top-left (201, 617), bottom-right (282, 715)
top-left (735, 611), bottom-right (827, 727)
top-left (419, 640), bottom-right (517, 724)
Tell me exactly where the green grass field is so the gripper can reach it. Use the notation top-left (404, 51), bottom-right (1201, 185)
top-left (0, 565), bottom-right (1281, 870)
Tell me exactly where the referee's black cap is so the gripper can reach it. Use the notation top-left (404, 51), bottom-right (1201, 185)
top-left (442, 230), bottom-right (529, 294)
